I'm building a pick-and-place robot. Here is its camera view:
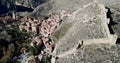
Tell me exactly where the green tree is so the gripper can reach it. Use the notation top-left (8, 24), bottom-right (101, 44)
top-left (30, 46), bottom-right (40, 56)
top-left (45, 55), bottom-right (52, 63)
top-left (30, 46), bottom-right (36, 56)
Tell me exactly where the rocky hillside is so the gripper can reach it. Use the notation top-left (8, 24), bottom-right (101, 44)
top-left (29, 0), bottom-right (120, 42)
top-left (0, 0), bottom-right (120, 63)
top-left (0, 0), bottom-right (50, 8)
top-left (57, 44), bottom-right (120, 63)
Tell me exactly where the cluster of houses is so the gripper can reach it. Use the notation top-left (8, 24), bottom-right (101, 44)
top-left (0, 10), bottom-right (72, 63)
top-left (0, 16), bottom-right (14, 22)
top-left (18, 10), bottom-right (72, 63)
top-left (18, 16), bottom-right (60, 63)
top-left (19, 16), bottom-right (60, 52)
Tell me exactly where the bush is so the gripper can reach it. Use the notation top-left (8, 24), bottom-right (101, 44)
top-left (0, 24), bottom-right (32, 63)
top-left (45, 55), bottom-right (52, 63)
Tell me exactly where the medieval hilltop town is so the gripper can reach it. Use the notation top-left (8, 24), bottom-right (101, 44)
top-left (0, 0), bottom-right (120, 63)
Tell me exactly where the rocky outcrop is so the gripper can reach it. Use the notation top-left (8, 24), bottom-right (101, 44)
top-left (14, 0), bottom-right (50, 9)
top-left (0, 0), bottom-right (50, 9)
top-left (0, 0), bottom-right (50, 16)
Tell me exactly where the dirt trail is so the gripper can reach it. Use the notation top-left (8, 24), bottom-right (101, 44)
top-left (57, 48), bottom-right (77, 58)
top-left (72, 2), bottom-right (95, 18)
